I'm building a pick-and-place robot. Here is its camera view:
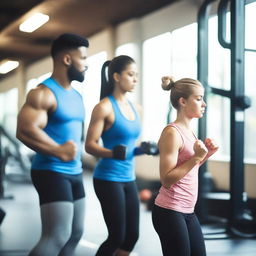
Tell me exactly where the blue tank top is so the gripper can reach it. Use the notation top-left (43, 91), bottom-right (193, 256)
top-left (31, 77), bottom-right (85, 175)
top-left (93, 95), bottom-right (141, 182)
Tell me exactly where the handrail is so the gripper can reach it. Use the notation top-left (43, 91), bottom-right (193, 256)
top-left (218, 0), bottom-right (231, 49)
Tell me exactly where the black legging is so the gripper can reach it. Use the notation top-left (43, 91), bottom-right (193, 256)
top-left (93, 178), bottom-right (140, 256)
top-left (152, 204), bottom-right (206, 256)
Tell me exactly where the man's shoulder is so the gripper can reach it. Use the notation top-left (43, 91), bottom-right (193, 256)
top-left (26, 85), bottom-right (56, 110)
top-left (28, 84), bottom-right (53, 98)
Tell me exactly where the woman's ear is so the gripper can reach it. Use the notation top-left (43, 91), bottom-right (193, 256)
top-left (179, 97), bottom-right (187, 107)
top-left (113, 72), bottom-right (120, 83)
top-left (63, 54), bottom-right (72, 66)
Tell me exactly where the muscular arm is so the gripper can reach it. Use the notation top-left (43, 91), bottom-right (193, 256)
top-left (85, 99), bottom-right (113, 158)
top-left (16, 85), bottom-right (76, 161)
top-left (159, 127), bottom-right (203, 188)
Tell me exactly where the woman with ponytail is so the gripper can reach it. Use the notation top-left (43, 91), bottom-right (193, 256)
top-left (152, 76), bottom-right (218, 256)
top-left (85, 55), bottom-right (157, 256)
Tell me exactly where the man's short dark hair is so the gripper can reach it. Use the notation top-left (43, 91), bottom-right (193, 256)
top-left (51, 33), bottom-right (89, 57)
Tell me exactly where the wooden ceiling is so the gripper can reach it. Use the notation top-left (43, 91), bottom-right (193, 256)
top-left (0, 0), bottom-right (177, 68)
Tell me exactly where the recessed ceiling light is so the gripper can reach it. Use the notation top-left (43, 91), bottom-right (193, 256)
top-left (0, 60), bottom-right (19, 74)
top-left (19, 13), bottom-right (49, 33)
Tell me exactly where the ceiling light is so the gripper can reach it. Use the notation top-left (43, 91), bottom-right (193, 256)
top-left (19, 13), bottom-right (49, 33)
top-left (0, 60), bottom-right (19, 74)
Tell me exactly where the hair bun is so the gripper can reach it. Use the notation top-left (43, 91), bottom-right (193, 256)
top-left (161, 76), bottom-right (175, 91)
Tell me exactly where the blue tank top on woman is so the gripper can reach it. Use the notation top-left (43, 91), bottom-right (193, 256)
top-left (31, 77), bottom-right (85, 175)
top-left (94, 95), bottom-right (141, 182)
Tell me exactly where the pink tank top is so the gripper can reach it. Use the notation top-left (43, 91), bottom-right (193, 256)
top-left (154, 123), bottom-right (199, 213)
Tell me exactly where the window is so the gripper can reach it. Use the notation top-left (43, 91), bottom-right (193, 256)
top-left (142, 24), bottom-right (197, 141)
top-left (116, 43), bottom-right (137, 59)
top-left (142, 32), bottom-right (172, 141)
top-left (207, 15), bottom-right (231, 160)
top-left (207, 3), bottom-right (256, 163)
top-left (171, 23), bottom-right (198, 134)
top-left (0, 88), bottom-right (18, 136)
top-left (208, 15), bottom-right (231, 90)
top-left (171, 23), bottom-right (198, 79)
top-left (72, 51), bottom-right (107, 126)
top-left (116, 43), bottom-right (138, 103)
top-left (26, 72), bottom-right (51, 93)
top-left (244, 51), bottom-right (256, 161)
top-left (244, 1), bottom-right (256, 162)
top-left (245, 1), bottom-right (256, 49)
top-left (207, 94), bottom-right (230, 160)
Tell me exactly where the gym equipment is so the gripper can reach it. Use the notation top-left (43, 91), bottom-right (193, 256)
top-left (113, 144), bottom-right (126, 160)
top-left (134, 141), bottom-right (159, 156)
top-left (0, 125), bottom-right (32, 200)
top-left (139, 189), bottom-right (152, 203)
top-left (197, 0), bottom-right (256, 238)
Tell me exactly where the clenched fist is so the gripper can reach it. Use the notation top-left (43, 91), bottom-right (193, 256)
top-left (193, 140), bottom-right (208, 161)
top-left (58, 140), bottom-right (77, 162)
top-left (204, 138), bottom-right (219, 156)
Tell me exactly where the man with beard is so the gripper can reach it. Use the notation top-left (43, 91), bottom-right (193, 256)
top-left (16, 33), bottom-right (89, 256)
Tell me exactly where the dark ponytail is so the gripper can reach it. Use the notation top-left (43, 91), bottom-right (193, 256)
top-left (100, 60), bottom-right (112, 100)
top-left (100, 55), bottom-right (135, 101)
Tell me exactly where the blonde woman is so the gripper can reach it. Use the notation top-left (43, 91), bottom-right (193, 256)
top-left (152, 76), bottom-right (218, 256)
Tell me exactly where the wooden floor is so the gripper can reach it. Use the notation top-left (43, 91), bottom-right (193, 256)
top-left (0, 170), bottom-right (256, 256)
